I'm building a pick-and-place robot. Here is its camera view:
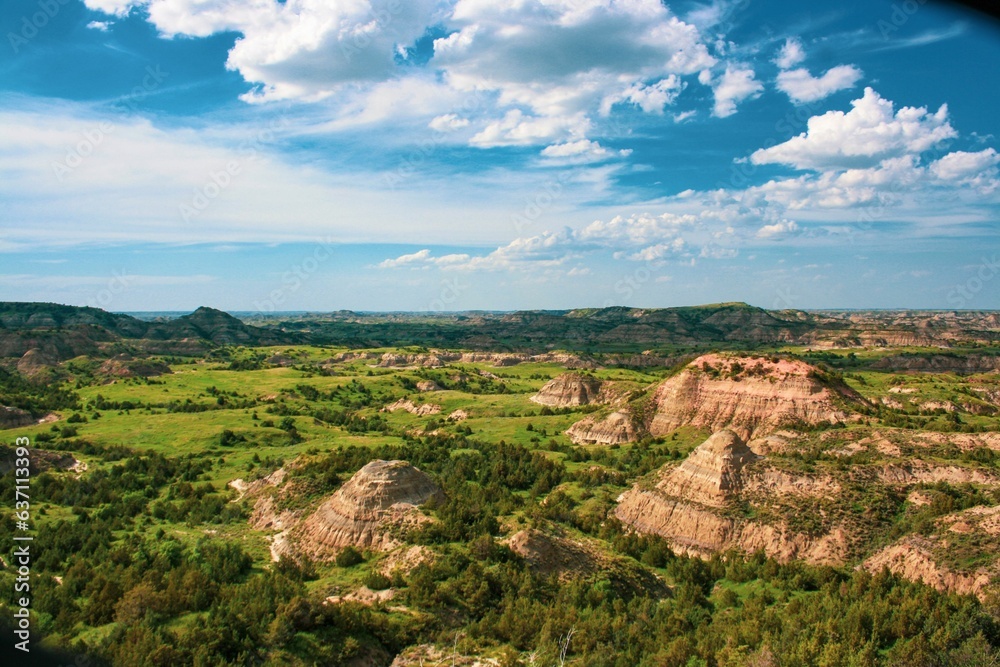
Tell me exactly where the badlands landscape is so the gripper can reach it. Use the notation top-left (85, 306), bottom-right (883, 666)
top-left (2, 302), bottom-right (1000, 665)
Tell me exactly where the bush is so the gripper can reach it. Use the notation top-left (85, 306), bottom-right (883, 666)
top-left (336, 546), bottom-right (363, 568)
top-left (363, 571), bottom-right (392, 590)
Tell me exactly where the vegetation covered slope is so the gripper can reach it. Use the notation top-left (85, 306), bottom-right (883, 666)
top-left (0, 304), bottom-right (999, 665)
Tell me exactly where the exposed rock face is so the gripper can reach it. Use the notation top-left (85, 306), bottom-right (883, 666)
top-left (229, 466), bottom-right (287, 499)
top-left (647, 354), bottom-right (858, 440)
top-left (97, 354), bottom-right (171, 379)
top-left (0, 445), bottom-right (79, 474)
top-left (566, 411), bottom-right (638, 445)
top-left (382, 399), bottom-right (441, 416)
top-left (864, 534), bottom-right (995, 601)
top-left (658, 430), bottom-right (758, 507)
top-left (390, 645), bottom-right (497, 667)
top-left (615, 430), bottom-right (848, 565)
top-left (615, 491), bottom-right (735, 555)
top-left (16, 348), bottom-right (59, 378)
top-left (229, 467), bottom-right (299, 562)
top-left (365, 349), bottom-right (598, 369)
top-left (505, 529), bottom-right (599, 578)
top-left (0, 406), bottom-right (33, 430)
top-left (294, 460), bottom-right (442, 559)
top-left (416, 380), bottom-right (442, 392)
top-left (379, 545), bottom-right (435, 577)
top-left (531, 372), bottom-right (604, 407)
top-left (871, 354), bottom-right (1000, 373)
top-left (878, 461), bottom-right (997, 486)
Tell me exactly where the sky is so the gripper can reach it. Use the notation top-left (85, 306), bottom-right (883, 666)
top-left (0, 0), bottom-right (998, 313)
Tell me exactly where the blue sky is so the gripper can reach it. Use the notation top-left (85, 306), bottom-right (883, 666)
top-left (0, 0), bottom-right (998, 312)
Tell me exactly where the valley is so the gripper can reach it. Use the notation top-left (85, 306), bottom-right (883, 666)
top-left (1, 302), bottom-right (1000, 665)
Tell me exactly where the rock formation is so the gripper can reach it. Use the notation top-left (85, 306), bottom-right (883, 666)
top-left (0, 406), bottom-right (33, 430)
top-left (531, 372), bottom-right (604, 407)
top-left (97, 354), bottom-right (171, 379)
top-left (566, 411), bottom-right (639, 445)
top-left (505, 529), bottom-right (599, 579)
top-left (657, 430), bottom-right (759, 507)
top-left (647, 353), bottom-right (859, 440)
top-left (382, 399), bottom-right (442, 416)
top-left (16, 348), bottom-right (60, 379)
top-left (294, 460), bottom-right (443, 559)
top-left (615, 430), bottom-right (848, 565)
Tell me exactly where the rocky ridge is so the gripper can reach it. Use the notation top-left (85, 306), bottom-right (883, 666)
top-left (615, 430), bottom-right (850, 565)
top-left (646, 353), bottom-right (860, 440)
top-left (293, 460), bottom-right (443, 559)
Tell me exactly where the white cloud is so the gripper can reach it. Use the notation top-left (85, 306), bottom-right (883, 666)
top-left (540, 139), bottom-right (630, 162)
top-left (602, 76), bottom-right (685, 115)
top-left (627, 238), bottom-right (686, 261)
top-left (708, 64), bottom-right (763, 118)
top-left (438, 0), bottom-right (717, 145)
top-left (774, 38), bottom-right (806, 69)
top-left (930, 148), bottom-right (1000, 187)
top-left (776, 65), bottom-right (863, 104)
top-left (748, 156), bottom-right (925, 210)
top-left (377, 249), bottom-right (434, 269)
top-left (751, 88), bottom-right (956, 170)
top-left (377, 207), bottom-right (765, 272)
top-left (86, 21), bottom-right (112, 31)
top-left (84, 0), bottom-right (441, 102)
top-left (470, 109), bottom-right (590, 147)
top-left (86, 0), bottom-right (719, 148)
top-left (756, 220), bottom-right (798, 238)
top-left (429, 114), bottom-right (470, 132)
top-left (0, 105), bottom-right (600, 249)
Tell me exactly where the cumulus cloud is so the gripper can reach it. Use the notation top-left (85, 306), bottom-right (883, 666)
top-left (751, 88), bottom-right (956, 170)
top-left (756, 220), bottom-right (799, 238)
top-left (602, 76), bottom-right (685, 115)
top-left (377, 208), bottom-right (768, 273)
top-left (429, 114), bottom-right (470, 132)
top-left (377, 249), bottom-right (434, 269)
top-left (776, 65), bottom-right (863, 104)
top-left (774, 38), bottom-right (806, 69)
top-left (930, 148), bottom-right (1000, 191)
top-left (540, 139), bottom-right (630, 163)
top-left (707, 64), bottom-right (763, 118)
top-left (86, 0), bottom-right (721, 147)
top-left (84, 0), bottom-right (440, 102)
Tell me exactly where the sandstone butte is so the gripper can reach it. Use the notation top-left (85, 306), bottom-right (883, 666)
top-left (566, 410), bottom-right (639, 446)
top-left (647, 353), bottom-right (859, 440)
top-left (530, 372), bottom-right (605, 407)
top-left (615, 430), bottom-right (849, 566)
top-left (293, 460), bottom-right (443, 560)
top-left (567, 352), bottom-right (863, 445)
